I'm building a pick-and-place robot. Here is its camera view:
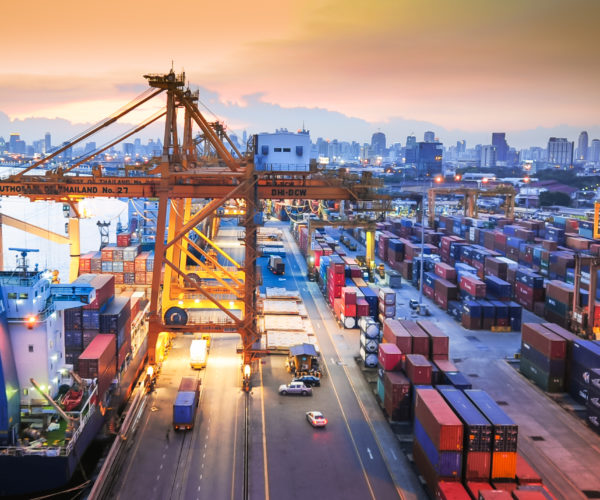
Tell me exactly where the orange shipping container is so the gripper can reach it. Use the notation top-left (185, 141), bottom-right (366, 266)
top-left (123, 261), bottom-right (135, 273)
top-left (491, 451), bottom-right (517, 480)
top-left (135, 272), bottom-right (146, 284)
top-left (113, 272), bottom-right (124, 284)
top-left (135, 252), bottom-right (149, 272)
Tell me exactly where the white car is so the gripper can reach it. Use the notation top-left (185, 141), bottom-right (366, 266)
top-left (278, 381), bottom-right (312, 396)
top-left (306, 411), bottom-right (327, 427)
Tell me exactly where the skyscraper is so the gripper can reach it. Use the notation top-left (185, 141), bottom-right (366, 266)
top-left (424, 131), bottom-right (435, 143)
top-left (405, 135), bottom-right (417, 163)
top-left (416, 141), bottom-right (443, 178)
top-left (371, 132), bottom-right (386, 156)
top-left (577, 131), bottom-right (589, 161)
top-left (590, 139), bottom-right (600, 163)
top-left (481, 145), bottom-right (497, 167)
top-left (491, 133), bottom-right (509, 163)
top-left (547, 137), bottom-right (573, 167)
top-left (44, 132), bottom-right (51, 153)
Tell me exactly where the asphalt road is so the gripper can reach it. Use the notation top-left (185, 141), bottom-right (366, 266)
top-left (110, 334), bottom-right (244, 500)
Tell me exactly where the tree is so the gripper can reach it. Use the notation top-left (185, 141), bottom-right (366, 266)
top-left (539, 190), bottom-right (571, 207)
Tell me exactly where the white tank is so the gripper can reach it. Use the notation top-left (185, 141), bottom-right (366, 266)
top-left (358, 317), bottom-right (379, 338)
top-left (360, 332), bottom-right (378, 353)
top-left (360, 347), bottom-right (378, 368)
top-left (341, 314), bottom-right (356, 329)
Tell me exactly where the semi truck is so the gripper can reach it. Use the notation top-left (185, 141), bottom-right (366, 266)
top-left (190, 339), bottom-right (208, 369)
top-left (268, 255), bottom-right (285, 275)
top-left (173, 376), bottom-right (200, 430)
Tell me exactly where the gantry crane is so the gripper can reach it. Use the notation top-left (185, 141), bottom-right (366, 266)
top-left (428, 184), bottom-right (516, 228)
top-left (0, 70), bottom-right (389, 380)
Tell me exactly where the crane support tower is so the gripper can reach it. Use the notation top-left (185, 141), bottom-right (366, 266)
top-left (0, 70), bottom-right (390, 380)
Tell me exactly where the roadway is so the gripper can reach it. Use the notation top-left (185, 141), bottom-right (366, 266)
top-left (247, 221), bottom-right (426, 500)
top-left (108, 333), bottom-right (245, 500)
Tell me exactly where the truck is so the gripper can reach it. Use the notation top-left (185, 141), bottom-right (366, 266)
top-left (190, 339), bottom-right (208, 369)
top-left (173, 376), bottom-right (200, 430)
top-left (268, 255), bottom-right (285, 275)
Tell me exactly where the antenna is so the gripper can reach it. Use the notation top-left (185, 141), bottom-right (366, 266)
top-left (9, 248), bottom-right (39, 273)
top-left (97, 221), bottom-right (111, 250)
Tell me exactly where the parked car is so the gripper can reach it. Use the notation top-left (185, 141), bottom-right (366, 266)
top-left (306, 411), bottom-right (327, 428)
top-left (293, 375), bottom-right (321, 387)
top-left (409, 299), bottom-right (419, 310)
top-left (278, 381), bottom-right (312, 396)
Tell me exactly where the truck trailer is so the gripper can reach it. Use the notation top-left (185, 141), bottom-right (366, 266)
top-left (268, 255), bottom-right (285, 275)
top-left (173, 376), bottom-right (200, 430)
top-left (190, 339), bottom-right (208, 369)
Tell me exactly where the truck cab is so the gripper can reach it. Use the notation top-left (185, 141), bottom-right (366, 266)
top-left (268, 255), bottom-right (285, 275)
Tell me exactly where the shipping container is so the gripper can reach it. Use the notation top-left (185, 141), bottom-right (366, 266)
top-left (436, 481), bottom-right (470, 500)
top-left (515, 453), bottom-right (542, 485)
top-left (521, 323), bottom-right (566, 359)
top-left (418, 320), bottom-right (450, 356)
top-left (405, 354), bottom-right (433, 385)
top-left (415, 388), bottom-right (464, 451)
top-left (464, 390), bottom-right (517, 452)
top-left (400, 320), bottom-right (430, 356)
top-left (490, 451), bottom-right (517, 480)
top-left (77, 334), bottom-right (117, 379)
top-left (414, 417), bottom-right (462, 478)
top-left (378, 343), bottom-right (404, 371)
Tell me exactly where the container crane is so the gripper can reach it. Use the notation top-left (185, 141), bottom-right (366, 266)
top-left (0, 70), bottom-right (390, 386)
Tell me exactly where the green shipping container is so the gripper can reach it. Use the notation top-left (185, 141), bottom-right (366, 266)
top-left (520, 357), bottom-right (564, 393)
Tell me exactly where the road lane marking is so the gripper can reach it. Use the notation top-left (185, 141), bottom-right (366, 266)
top-left (160, 464), bottom-right (163, 469)
top-left (162, 453), bottom-right (166, 459)
top-left (260, 361), bottom-right (271, 500)
top-left (200, 475), bottom-right (203, 481)
top-left (156, 474), bottom-right (160, 480)
top-left (391, 450), bottom-right (397, 460)
top-left (367, 448), bottom-right (373, 459)
top-left (203, 452), bottom-right (205, 459)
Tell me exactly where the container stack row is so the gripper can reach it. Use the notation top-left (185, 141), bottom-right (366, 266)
top-left (64, 274), bottom-right (133, 382)
top-left (79, 244), bottom-right (154, 286)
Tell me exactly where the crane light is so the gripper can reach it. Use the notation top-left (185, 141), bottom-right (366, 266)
top-left (25, 315), bottom-right (37, 329)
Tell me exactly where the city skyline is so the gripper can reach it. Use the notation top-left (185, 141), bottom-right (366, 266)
top-left (1, 0), bottom-right (598, 147)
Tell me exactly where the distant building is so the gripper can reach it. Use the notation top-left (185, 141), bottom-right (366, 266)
top-left (44, 132), bottom-right (51, 154)
top-left (456, 140), bottom-right (466, 154)
top-left (85, 142), bottom-right (96, 154)
top-left (590, 139), bottom-right (600, 164)
top-left (371, 132), bottom-right (386, 156)
top-left (405, 135), bottom-right (417, 163)
top-left (577, 131), bottom-right (589, 161)
top-left (424, 131), bottom-right (435, 143)
top-left (416, 141), bottom-right (443, 178)
top-left (8, 133), bottom-right (25, 155)
top-left (480, 145), bottom-right (497, 168)
top-left (547, 137), bottom-right (573, 168)
top-left (254, 129), bottom-right (311, 171)
top-left (492, 133), bottom-right (509, 162)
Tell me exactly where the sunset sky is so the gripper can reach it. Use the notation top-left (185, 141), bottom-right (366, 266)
top-left (1, 0), bottom-right (599, 144)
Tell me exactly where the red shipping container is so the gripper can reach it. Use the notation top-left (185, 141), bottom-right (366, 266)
top-left (341, 303), bottom-right (357, 318)
top-left (78, 334), bottom-right (117, 379)
top-left (522, 323), bottom-right (566, 359)
top-left (435, 278), bottom-right (458, 301)
top-left (436, 481), bottom-right (470, 500)
top-left (434, 290), bottom-right (448, 310)
top-left (135, 272), bottom-right (146, 284)
top-left (516, 453), bottom-right (543, 485)
top-left (382, 319), bottom-right (412, 353)
top-left (464, 451), bottom-right (491, 480)
top-left (77, 274), bottom-right (115, 310)
top-left (341, 286), bottom-right (357, 305)
top-left (479, 490), bottom-right (512, 499)
top-left (400, 320), bottom-right (429, 356)
top-left (491, 481), bottom-right (518, 493)
top-left (101, 245), bottom-right (115, 261)
top-left (460, 275), bottom-right (486, 298)
top-left (414, 388), bottom-right (463, 451)
top-left (404, 354), bottom-right (432, 385)
top-left (423, 284), bottom-right (434, 299)
top-left (417, 320), bottom-right (449, 356)
top-left (465, 482), bottom-right (494, 499)
top-left (435, 262), bottom-right (457, 282)
top-left (135, 252), bottom-right (150, 272)
top-left (462, 315), bottom-right (481, 330)
top-left (356, 298), bottom-right (369, 317)
top-left (333, 298), bottom-right (343, 319)
top-left (434, 359), bottom-right (458, 373)
top-left (123, 261), bottom-right (135, 273)
top-left (113, 273), bottom-right (124, 284)
top-left (383, 371), bottom-right (411, 405)
top-left (378, 343), bottom-right (404, 371)
top-left (117, 336), bottom-right (131, 369)
top-left (117, 233), bottom-right (131, 247)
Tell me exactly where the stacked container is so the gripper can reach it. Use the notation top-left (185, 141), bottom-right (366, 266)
top-left (383, 371), bottom-right (411, 421)
top-left (99, 243), bottom-right (141, 285)
top-left (358, 317), bottom-right (379, 368)
top-left (400, 320), bottom-right (429, 356)
top-left (413, 388), bottom-right (463, 494)
top-left (382, 319), bottom-right (412, 354)
top-left (544, 281), bottom-right (573, 329)
top-left (327, 256), bottom-right (345, 306)
top-left (377, 287), bottom-right (396, 321)
top-left (64, 274), bottom-right (115, 368)
top-left (100, 296), bottom-right (132, 370)
top-left (404, 354), bottom-right (433, 385)
top-left (520, 323), bottom-right (566, 392)
top-left (586, 368), bottom-right (600, 434)
top-left (465, 390), bottom-right (518, 481)
top-left (77, 333), bottom-right (117, 401)
top-left (134, 250), bottom-right (155, 285)
top-left (438, 387), bottom-right (492, 481)
top-left (417, 320), bottom-right (449, 361)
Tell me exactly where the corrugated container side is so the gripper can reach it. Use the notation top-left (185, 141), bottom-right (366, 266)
top-left (415, 388), bottom-right (464, 451)
top-left (491, 451), bottom-right (517, 480)
top-left (515, 453), bottom-right (543, 485)
top-left (436, 481), bottom-right (471, 500)
top-left (400, 320), bottom-right (429, 356)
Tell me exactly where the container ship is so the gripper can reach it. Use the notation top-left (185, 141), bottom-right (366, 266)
top-left (0, 248), bottom-right (150, 497)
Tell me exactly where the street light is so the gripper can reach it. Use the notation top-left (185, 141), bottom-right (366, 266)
top-left (418, 176), bottom-right (438, 313)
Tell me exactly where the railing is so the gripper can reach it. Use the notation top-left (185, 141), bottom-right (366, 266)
top-left (0, 385), bottom-right (98, 458)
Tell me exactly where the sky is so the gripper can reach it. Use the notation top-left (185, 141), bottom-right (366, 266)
top-left (1, 0), bottom-right (599, 148)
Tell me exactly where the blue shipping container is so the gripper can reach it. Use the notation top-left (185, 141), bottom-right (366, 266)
top-left (414, 417), bottom-right (462, 477)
